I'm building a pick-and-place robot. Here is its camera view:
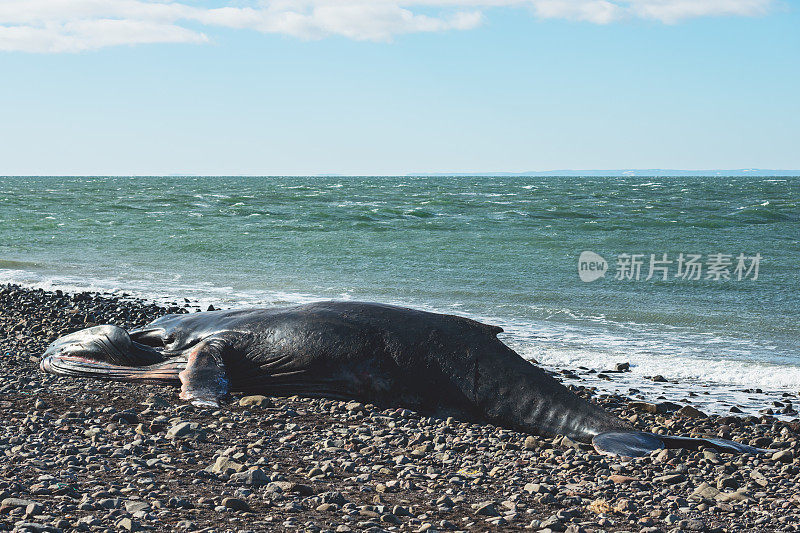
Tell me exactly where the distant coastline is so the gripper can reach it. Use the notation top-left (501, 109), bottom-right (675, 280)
top-left (409, 169), bottom-right (800, 177)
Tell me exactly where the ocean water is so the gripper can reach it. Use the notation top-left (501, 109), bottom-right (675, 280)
top-left (1, 176), bottom-right (798, 414)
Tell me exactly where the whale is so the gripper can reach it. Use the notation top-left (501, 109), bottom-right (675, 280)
top-left (40, 301), bottom-right (761, 457)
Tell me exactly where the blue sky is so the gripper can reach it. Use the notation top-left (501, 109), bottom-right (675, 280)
top-left (1, 1), bottom-right (798, 175)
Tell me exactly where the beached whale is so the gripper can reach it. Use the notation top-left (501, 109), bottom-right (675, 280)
top-left (40, 301), bottom-right (761, 457)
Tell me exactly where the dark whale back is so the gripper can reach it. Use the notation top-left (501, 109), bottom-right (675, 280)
top-left (135, 301), bottom-right (629, 441)
top-left (43, 301), bottom-right (766, 456)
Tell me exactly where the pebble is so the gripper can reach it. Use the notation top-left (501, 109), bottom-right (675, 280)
top-left (676, 405), bottom-right (707, 418)
top-left (211, 456), bottom-right (244, 474)
top-left (238, 395), bottom-right (275, 408)
top-left (222, 497), bottom-right (250, 511)
top-left (230, 467), bottom-right (269, 486)
top-left (166, 421), bottom-right (203, 439)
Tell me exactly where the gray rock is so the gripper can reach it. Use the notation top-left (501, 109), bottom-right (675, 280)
top-left (24, 502), bottom-right (43, 516)
top-left (772, 449), bottom-right (794, 463)
top-left (166, 421), bottom-right (203, 439)
top-left (124, 500), bottom-right (150, 513)
top-left (10, 522), bottom-right (58, 533)
top-left (238, 395), bottom-right (274, 408)
top-left (0, 498), bottom-right (40, 511)
top-left (676, 405), bottom-right (707, 418)
top-left (230, 468), bottom-right (269, 486)
top-left (716, 476), bottom-right (738, 490)
top-left (677, 518), bottom-right (706, 531)
top-left (630, 402), bottom-right (658, 414)
top-left (210, 456), bottom-right (245, 474)
top-left (715, 490), bottom-right (752, 503)
top-left (222, 497), bottom-right (250, 511)
top-left (653, 473), bottom-right (684, 484)
top-left (523, 436), bottom-right (540, 450)
top-left (116, 517), bottom-right (139, 531)
top-left (689, 482), bottom-right (720, 502)
top-left (473, 501), bottom-right (500, 517)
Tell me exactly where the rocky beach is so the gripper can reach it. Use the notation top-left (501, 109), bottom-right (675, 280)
top-left (1, 284), bottom-right (799, 533)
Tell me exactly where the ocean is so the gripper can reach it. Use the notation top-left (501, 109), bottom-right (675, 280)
top-left (1, 175), bottom-right (798, 415)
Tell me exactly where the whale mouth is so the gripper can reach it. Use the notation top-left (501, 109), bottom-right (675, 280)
top-left (40, 325), bottom-right (184, 382)
top-left (42, 325), bottom-right (163, 366)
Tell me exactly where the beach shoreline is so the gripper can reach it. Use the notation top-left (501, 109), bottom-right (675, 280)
top-left (1, 284), bottom-right (799, 532)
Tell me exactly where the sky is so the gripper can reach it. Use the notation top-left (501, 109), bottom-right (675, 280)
top-left (0, 0), bottom-right (798, 175)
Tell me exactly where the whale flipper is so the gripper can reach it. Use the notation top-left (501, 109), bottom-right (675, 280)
top-left (178, 337), bottom-right (231, 408)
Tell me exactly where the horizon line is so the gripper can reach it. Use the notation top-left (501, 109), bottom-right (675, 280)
top-left (2, 169), bottom-right (800, 178)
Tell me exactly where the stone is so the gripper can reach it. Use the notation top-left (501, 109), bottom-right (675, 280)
top-left (0, 498), bottom-right (39, 512)
top-left (772, 450), bottom-right (794, 463)
top-left (654, 448), bottom-right (671, 462)
top-left (291, 483), bottom-right (315, 496)
top-left (12, 522), bottom-right (58, 533)
top-left (540, 516), bottom-right (564, 530)
top-left (166, 421), bottom-right (203, 439)
top-left (345, 401), bottom-right (365, 413)
top-left (124, 500), bottom-right (150, 513)
top-left (381, 513), bottom-right (401, 524)
top-left (523, 436), bottom-right (540, 450)
top-left (677, 405), bottom-right (707, 418)
top-left (615, 362), bottom-right (630, 372)
top-left (653, 473), bottom-right (684, 484)
top-left (689, 482), bottom-right (720, 502)
top-left (717, 476), bottom-right (738, 490)
top-left (629, 401), bottom-right (658, 414)
top-left (436, 495), bottom-right (454, 507)
top-left (678, 518), bottom-right (707, 531)
top-left (116, 517), bottom-right (139, 531)
top-left (657, 401), bottom-right (682, 412)
top-left (230, 468), bottom-right (269, 486)
top-left (473, 501), bottom-right (500, 517)
top-left (702, 450), bottom-right (719, 463)
top-left (749, 469), bottom-right (769, 487)
top-left (144, 394), bottom-right (171, 408)
top-left (238, 395), bottom-right (274, 408)
top-left (222, 497), bottom-right (250, 511)
top-left (587, 499), bottom-right (613, 514)
top-left (24, 502), bottom-right (43, 516)
top-left (608, 474), bottom-right (638, 484)
top-left (211, 456), bottom-right (245, 474)
top-left (614, 498), bottom-right (633, 513)
top-left (319, 492), bottom-right (347, 506)
top-left (715, 490), bottom-right (752, 503)
top-left (523, 483), bottom-right (543, 494)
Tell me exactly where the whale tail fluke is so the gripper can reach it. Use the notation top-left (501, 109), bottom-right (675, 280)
top-left (592, 430), bottom-right (766, 458)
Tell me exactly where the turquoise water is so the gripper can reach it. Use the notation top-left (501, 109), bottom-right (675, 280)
top-left (1, 176), bottom-right (798, 399)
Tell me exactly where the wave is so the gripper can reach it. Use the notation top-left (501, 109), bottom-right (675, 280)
top-left (0, 259), bottom-right (42, 269)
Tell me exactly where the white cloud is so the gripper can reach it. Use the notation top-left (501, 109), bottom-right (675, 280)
top-left (628, 0), bottom-right (773, 23)
top-left (0, 0), bottom-right (776, 53)
top-left (0, 20), bottom-right (207, 53)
